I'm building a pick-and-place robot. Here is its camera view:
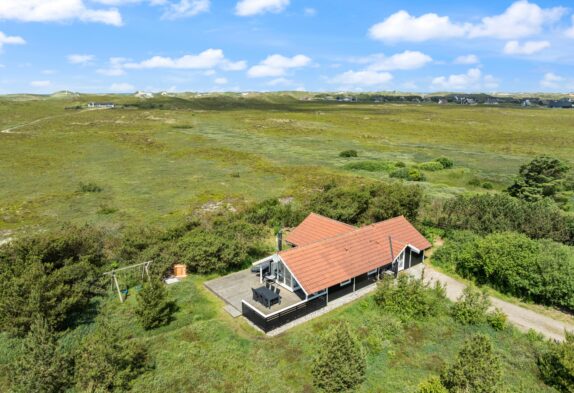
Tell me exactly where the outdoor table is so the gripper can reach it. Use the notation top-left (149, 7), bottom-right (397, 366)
top-left (254, 286), bottom-right (280, 308)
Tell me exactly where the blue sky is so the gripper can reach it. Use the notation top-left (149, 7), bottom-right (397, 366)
top-left (1, 0), bottom-right (574, 93)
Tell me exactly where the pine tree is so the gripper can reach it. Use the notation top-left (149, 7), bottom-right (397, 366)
top-left (312, 321), bottom-right (366, 392)
top-left (441, 334), bottom-right (503, 393)
top-left (135, 280), bottom-right (174, 330)
top-left (75, 316), bottom-right (150, 392)
top-left (10, 316), bottom-right (71, 393)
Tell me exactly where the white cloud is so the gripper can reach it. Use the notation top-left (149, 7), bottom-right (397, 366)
top-left (304, 8), bottom-right (316, 17)
top-left (454, 54), bottom-right (479, 65)
top-left (110, 82), bottom-right (134, 92)
top-left (369, 1), bottom-right (565, 42)
top-left (503, 40), bottom-right (550, 55)
top-left (30, 80), bottom-right (51, 87)
top-left (214, 77), bottom-right (228, 85)
top-left (124, 49), bottom-right (246, 71)
top-left (97, 57), bottom-right (128, 76)
top-left (331, 70), bottom-right (393, 86)
top-left (566, 16), bottom-right (574, 38)
top-left (247, 54), bottom-right (310, 77)
top-left (0, 31), bottom-right (25, 50)
top-left (162, 0), bottom-right (210, 19)
top-left (67, 54), bottom-right (94, 64)
top-left (0, 0), bottom-right (123, 26)
top-left (356, 51), bottom-right (432, 71)
top-left (369, 10), bottom-right (469, 42)
top-left (469, 1), bottom-right (565, 39)
top-left (432, 68), bottom-right (498, 90)
top-left (540, 72), bottom-right (564, 88)
top-left (236, 0), bottom-right (289, 16)
top-left (267, 77), bottom-right (294, 86)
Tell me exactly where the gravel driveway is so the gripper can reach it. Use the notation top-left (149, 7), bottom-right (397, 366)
top-left (409, 264), bottom-right (574, 341)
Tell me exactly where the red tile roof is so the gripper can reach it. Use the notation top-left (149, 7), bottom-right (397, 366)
top-left (279, 215), bottom-right (431, 294)
top-left (285, 213), bottom-right (356, 247)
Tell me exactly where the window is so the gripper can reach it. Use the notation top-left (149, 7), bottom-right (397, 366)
top-left (367, 269), bottom-right (378, 276)
top-left (340, 279), bottom-right (352, 286)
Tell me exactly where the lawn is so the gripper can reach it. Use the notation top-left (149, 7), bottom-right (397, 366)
top-left (1, 94), bottom-right (573, 235)
top-left (0, 274), bottom-right (553, 393)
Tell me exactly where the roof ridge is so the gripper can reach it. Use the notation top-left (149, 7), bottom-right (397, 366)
top-left (307, 212), bottom-right (357, 229)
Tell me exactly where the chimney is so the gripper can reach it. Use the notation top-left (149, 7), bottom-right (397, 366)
top-left (277, 229), bottom-right (283, 251)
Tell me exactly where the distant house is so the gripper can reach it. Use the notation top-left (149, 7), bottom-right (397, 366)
top-left (87, 102), bottom-right (115, 109)
top-left (548, 99), bottom-right (573, 109)
top-left (238, 213), bottom-right (431, 332)
top-left (521, 99), bottom-right (532, 107)
top-left (438, 98), bottom-right (448, 105)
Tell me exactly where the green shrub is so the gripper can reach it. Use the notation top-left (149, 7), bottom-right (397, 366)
top-left (435, 157), bottom-right (454, 169)
top-left (440, 334), bottom-right (503, 393)
top-left (374, 274), bottom-right (447, 321)
top-left (390, 167), bottom-right (426, 182)
top-left (434, 231), bottom-right (574, 312)
top-left (451, 285), bottom-right (490, 325)
top-left (508, 156), bottom-right (570, 204)
top-left (308, 181), bottom-right (424, 225)
top-left (487, 308), bottom-right (508, 331)
top-left (482, 182), bottom-right (493, 190)
top-left (75, 316), bottom-right (151, 392)
top-left (437, 193), bottom-right (572, 244)
top-left (537, 332), bottom-right (574, 393)
top-left (415, 376), bottom-right (448, 393)
top-left (339, 149), bottom-right (358, 157)
top-left (312, 321), bottom-right (366, 392)
top-left (0, 225), bottom-right (107, 336)
top-left (395, 161), bottom-right (406, 168)
top-left (343, 160), bottom-right (395, 172)
top-left (135, 280), bottom-right (176, 330)
top-left (78, 182), bottom-right (102, 193)
top-left (9, 316), bottom-right (72, 393)
top-left (243, 198), bottom-right (305, 228)
top-left (418, 161), bottom-right (445, 172)
top-left (468, 177), bottom-right (482, 187)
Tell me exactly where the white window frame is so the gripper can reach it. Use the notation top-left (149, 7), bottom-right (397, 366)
top-left (340, 279), bottom-right (352, 286)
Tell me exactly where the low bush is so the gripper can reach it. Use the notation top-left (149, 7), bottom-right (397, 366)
top-left (390, 167), bottom-right (426, 182)
top-left (415, 376), bottom-right (448, 393)
top-left (482, 182), bottom-right (493, 190)
top-left (78, 182), bottom-right (102, 193)
top-left (440, 334), bottom-right (503, 393)
top-left (436, 193), bottom-right (573, 244)
top-left (395, 161), bottom-right (406, 168)
top-left (343, 160), bottom-right (395, 172)
top-left (374, 274), bottom-right (447, 322)
top-left (434, 231), bottom-right (574, 312)
top-left (312, 321), bottom-right (366, 392)
top-left (537, 332), bottom-right (574, 393)
top-left (487, 308), bottom-right (508, 331)
top-left (435, 157), bottom-right (454, 169)
top-left (468, 177), bottom-right (482, 187)
top-left (307, 181), bottom-right (424, 225)
top-left (339, 149), bottom-right (358, 158)
top-left (451, 285), bottom-right (490, 325)
top-left (418, 161), bottom-right (445, 172)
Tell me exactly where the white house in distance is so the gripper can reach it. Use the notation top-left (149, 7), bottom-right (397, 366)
top-left (87, 102), bottom-right (115, 109)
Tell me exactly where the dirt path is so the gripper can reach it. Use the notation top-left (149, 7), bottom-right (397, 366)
top-left (0, 109), bottom-right (98, 134)
top-left (409, 264), bottom-right (574, 341)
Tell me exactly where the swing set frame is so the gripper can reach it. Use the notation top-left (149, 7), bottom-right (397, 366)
top-left (103, 261), bottom-right (153, 303)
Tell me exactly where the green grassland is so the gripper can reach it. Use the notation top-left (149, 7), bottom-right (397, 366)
top-left (1, 94), bottom-right (573, 234)
top-left (1, 93), bottom-right (571, 392)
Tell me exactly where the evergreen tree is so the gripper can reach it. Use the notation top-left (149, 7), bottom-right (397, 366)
top-left (451, 285), bottom-right (490, 325)
top-left (135, 280), bottom-right (174, 330)
top-left (415, 376), bottom-right (448, 393)
top-left (508, 156), bottom-right (570, 203)
top-left (10, 316), bottom-right (71, 393)
top-left (312, 321), bottom-right (366, 392)
top-left (75, 316), bottom-right (150, 392)
top-left (441, 334), bottom-right (503, 393)
top-left (538, 332), bottom-right (574, 393)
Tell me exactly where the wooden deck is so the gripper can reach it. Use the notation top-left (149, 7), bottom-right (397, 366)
top-left (204, 268), bottom-right (306, 316)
